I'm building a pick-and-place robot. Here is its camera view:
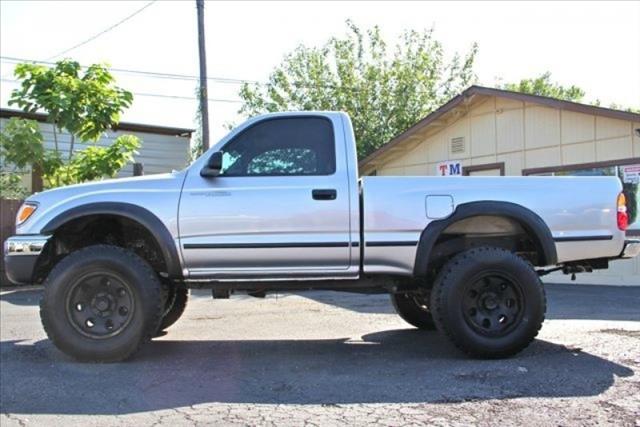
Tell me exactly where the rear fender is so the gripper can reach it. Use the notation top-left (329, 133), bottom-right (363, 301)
top-left (413, 201), bottom-right (557, 277)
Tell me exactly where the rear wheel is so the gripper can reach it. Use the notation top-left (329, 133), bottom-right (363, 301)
top-left (390, 293), bottom-right (436, 330)
top-left (40, 245), bottom-right (163, 362)
top-left (430, 246), bottom-right (546, 358)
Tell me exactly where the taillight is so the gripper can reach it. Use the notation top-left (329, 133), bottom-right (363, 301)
top-left (617, 193), bottom-right (628, 231)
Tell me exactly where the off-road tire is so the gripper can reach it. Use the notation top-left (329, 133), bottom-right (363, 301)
top-left (40, 245), bottom-right (163, 362)
top-left (390, 293), bottom-right (436, 330)
top-left (158, 286), bottom-right (188, 332)
top-left (430, 246), bottom-right (546, 359)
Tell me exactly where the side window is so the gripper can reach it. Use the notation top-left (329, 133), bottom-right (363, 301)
top-left (220, 117), bottom-right (335, 176)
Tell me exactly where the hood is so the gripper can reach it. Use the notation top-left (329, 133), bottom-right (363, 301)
top-left (28, 172), bottom-right (183, 204)
top-left (18, 170), bottom-right (187, 234)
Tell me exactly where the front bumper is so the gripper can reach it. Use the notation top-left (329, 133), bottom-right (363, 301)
top-left (3, 235), bottom-right (50, 285)
top-left (621, 239), bottom-right (640, 259)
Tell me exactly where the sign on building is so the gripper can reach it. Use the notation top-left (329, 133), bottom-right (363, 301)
top-left (622, 164), bottom-right (640, 184)
top-left (436, 161), bottom-right (462, 176)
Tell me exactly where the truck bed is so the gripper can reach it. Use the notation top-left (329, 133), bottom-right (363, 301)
top-left (361, 175), bottom-right (625, 275)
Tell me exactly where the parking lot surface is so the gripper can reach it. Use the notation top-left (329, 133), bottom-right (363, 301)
top-left (1, 284), bottom-right (639, 426)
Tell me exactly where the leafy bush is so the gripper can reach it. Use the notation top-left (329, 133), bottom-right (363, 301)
top-left (54, 135), bottom-right (140, 185)
top-left (1, 60), bottom-right (139, 191)
top-left (0, 172), bottom-right (29, 199)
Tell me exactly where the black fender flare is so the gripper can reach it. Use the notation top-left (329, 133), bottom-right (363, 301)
top-left (413, 201), bottom-right (557, 277)
top-left (41, 202), bottom-right (183, 279)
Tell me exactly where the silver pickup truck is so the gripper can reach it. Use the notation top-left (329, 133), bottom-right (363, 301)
top-left (5, 112), bottom-right (639, 362)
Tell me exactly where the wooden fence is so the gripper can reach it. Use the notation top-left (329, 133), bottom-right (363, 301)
top-left (1, 198), bottom-right (24, 286)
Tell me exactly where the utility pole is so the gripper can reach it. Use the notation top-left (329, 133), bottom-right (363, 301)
top-left (196, 0), bottom-right (210, 151)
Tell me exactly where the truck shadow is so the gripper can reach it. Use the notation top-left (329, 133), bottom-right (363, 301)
top-left (300, 284), bottom-right (640, 321)
top-left (0, 287), bottom-right (42, 307)
top-left (3, 284), bottom-right (639, 321)
top-left (0, 330), bottom-right (634, 415)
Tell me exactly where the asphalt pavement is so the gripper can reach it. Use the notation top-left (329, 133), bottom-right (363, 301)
top-left (1, 283), bottom-right (639, 426)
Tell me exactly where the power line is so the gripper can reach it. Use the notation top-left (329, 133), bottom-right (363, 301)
top-left (46, 1), bottom-right (157, 61)
top-left (0, 78), bottom-right (243, 103)
top-left (0, 56), bottom-right (261, 85)
top-left (134, 91), bottom-right (241, 103)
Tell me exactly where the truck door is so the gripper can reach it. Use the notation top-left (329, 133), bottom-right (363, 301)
top-left (178, 115), bottom-right (353, 278)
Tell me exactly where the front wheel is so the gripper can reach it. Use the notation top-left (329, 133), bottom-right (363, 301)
top-left (40, 245), bottom-right (163, 362)
top-left (430, 246), bottom-right (546, 359)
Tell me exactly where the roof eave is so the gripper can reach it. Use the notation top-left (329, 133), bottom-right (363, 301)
top-left (0, 108), bottom-right (195, 137)
top-left (359, 85), bottom-right (640, 170)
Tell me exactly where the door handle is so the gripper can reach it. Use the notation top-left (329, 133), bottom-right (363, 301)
top-left (312, 189), bottom-right (337, 200)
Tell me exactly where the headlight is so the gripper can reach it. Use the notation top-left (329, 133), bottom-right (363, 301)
top-left (16, 202), bottom-right (38, 226)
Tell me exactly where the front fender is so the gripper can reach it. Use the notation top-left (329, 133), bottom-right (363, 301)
top-left (40, 202), bottom-right (183, 279)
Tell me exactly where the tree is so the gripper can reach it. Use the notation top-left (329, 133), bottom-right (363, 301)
top-left (504, 72), bottom-right (640, 113)
top-left (0, 118), bottom-right (139, 188)
top-left (238, 21), bottom-right (478, 158)
top-left (190, 85), bottom-right (204, 162)
top-left (502, 72), bottom-right (585, 102)
top-left (2, 59), bottom-right (140, 189)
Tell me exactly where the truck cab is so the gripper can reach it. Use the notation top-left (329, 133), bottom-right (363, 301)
top-left (180, 112), bottom-right (361, 279)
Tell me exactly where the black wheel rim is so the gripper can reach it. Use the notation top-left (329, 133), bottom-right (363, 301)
top-left (65, 272), bottom-right (135, 339)
top-left (462, 273), bottom-right (523, 337)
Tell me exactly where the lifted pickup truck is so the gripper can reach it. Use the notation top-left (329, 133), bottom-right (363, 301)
top-left (5, 112), bottom-right (639, 362)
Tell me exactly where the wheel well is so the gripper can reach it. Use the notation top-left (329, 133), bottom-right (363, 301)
top-left (422, 214), bottom-right (548, 280)
top-left (34, 215), bottom-right (169, 284)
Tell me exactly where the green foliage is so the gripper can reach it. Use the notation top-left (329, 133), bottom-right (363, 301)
top-left (0, 172), bottom-right (29, 199)
top-left (0, 118), bottom-right (45, 169)
top-left (502, 72), bottom-right (585, 102)
top-left (598, 101), bottom-right (640, 114)
top-left (51, 135), bottom-right (140, 186)
top-left (190, 85), bottom-right (204, 162)
top-left (9, 60), bottom-right (133, 143)
top-left (238, 21), bottom-right (478, 158)
top-left (504, 72), bottom-right (639, 113)
top-left (1, 60), bottom-right (139, 191)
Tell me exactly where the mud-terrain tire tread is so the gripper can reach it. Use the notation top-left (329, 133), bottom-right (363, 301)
top-left (40, 244), bottom-right (163, 362)
top-left (430, 246), bottom-right (546, 359)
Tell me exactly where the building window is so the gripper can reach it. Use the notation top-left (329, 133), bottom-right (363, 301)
top-left (463, 162), bottom-right (505, 176)
top-left (523, 159), bottom-right (640, 233)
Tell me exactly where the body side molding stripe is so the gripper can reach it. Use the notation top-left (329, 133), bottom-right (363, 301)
top-left (183, 241), bottom-right (414, 250)
top-left (366, 241), bottom-right (418, 247)
top-left (553, 235), bottom-right (613, 242)
top-left (184, 242), bottom-right (352, 249)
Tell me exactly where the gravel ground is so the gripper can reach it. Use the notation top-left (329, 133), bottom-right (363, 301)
top-left (1, 283), bottom-right (639, 426)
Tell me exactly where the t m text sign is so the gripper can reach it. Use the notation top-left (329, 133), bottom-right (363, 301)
top-left (436, 161), bottom-right (462, 176)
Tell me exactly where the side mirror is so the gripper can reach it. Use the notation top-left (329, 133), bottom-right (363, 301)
top-left (200, 151), bottom-right (223, 178)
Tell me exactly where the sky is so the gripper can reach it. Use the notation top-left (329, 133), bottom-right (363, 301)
top-left (1, 1), bottom-right (639, 142)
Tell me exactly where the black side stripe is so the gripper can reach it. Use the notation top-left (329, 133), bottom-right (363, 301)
top-left (366, 241), bottom-right (418, 247)
top-left (184, 242), bottom-right (353, 249)
top-left (553, 235), bottom-right (613, 242)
